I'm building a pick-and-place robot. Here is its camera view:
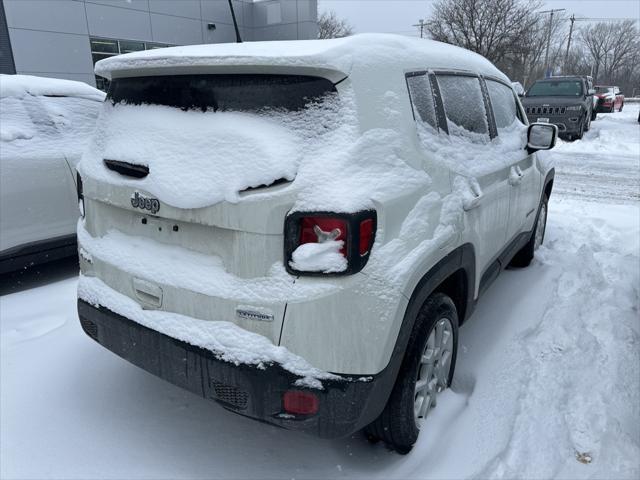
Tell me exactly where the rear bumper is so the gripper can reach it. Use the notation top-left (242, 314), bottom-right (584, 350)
top-left (77, 299), bottom-right (391, 438)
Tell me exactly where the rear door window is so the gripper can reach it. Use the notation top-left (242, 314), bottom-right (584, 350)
top-left (406, 73), bottom-right (438, 131)
top-left (486, 80), bottom-right (521, 130)
top-left (436, 74), bottom-right (489, 140)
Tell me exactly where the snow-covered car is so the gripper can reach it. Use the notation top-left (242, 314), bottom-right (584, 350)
top-left (0, 75), bottom-right (105, 274)
top-left (594, 85), bottom-right (624, 113)
top-left (76, 34), bottom-right (557, 453)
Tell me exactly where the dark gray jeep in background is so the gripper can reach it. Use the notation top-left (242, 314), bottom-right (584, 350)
top-left (522, 76), bottom-right (595, 141)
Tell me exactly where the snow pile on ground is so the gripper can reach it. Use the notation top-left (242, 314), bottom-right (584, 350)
top-left (551, 104), bottom-right (639, 203)
top-left (476, 199), bottom-right (639, 479)
top-left (0, 74), bottom-right (104, 100)
top-left (555, 106), bottom-right (640, 157)
top-left (77, 275), bottom-right (339, 389)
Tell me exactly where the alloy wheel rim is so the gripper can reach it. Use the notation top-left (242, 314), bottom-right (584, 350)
top-left (534, 203), bottom-right (547, 250)
top-left (414, 317), bottom-right (454, 424)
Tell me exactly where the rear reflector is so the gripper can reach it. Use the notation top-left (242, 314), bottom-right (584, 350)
top-left (283, 390), bottom-right (319, 415)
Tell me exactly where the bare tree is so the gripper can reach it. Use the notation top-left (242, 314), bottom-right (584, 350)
top-left (317, 10), bottom-right (353, 39)
top-left (578, 20), bottom-right (639, 94)
top-left (425, 0), bottom-right (542, 66)
top-left (579, 20), bottom-right (639, 84)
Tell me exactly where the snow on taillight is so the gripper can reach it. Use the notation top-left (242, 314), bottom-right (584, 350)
top-left (284, 211), bottom-right (377, 275)
top-left (300, 217), bottom-right (348, 256)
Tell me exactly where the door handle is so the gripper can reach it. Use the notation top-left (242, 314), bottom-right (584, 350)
top-left (509, 166), bottom-right (524, 186)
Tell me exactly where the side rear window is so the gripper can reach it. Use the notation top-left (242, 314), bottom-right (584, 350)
top-left (486, 80), bottom-right (520, 130)
top-left (436, 74), bottom-right (488, 139)
top-left (406, 73), bottom-right (438, 131)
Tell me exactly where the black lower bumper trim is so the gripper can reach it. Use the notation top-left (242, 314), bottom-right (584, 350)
top-left (77, 299), bottom-right (393, 438)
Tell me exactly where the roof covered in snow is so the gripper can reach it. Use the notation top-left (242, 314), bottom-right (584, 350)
top-left (0, 74), bottom-right (105, 101)
top-left (95, 34), bottom-right (509, 83)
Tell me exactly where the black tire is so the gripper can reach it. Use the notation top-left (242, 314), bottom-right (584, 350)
top-left (574, 117), bottom-right (585, 140)
top-left (619, 102), bottom-right (624, 112)
top-left (585, 112), bottom-right (591, 132)
top-left (365, 293), bottom-right (459, 454)
top-left (591, 110), bottom-right (597, 121)
top-left (510, 194), bottom-right (549, 268)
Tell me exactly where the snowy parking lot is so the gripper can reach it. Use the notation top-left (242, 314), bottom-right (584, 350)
top-left (1, 105), bottom-right (639, 479)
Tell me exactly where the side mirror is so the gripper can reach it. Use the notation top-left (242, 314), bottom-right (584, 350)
top-left (588, 89), bottom-right (596, 95)
top-left (527, 123), bottom-right (558, 153)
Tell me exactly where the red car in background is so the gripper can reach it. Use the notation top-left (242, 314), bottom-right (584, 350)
top-left (594, 85), bottom-right (624, 113)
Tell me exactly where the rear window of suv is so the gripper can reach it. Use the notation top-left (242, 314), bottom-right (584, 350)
top-left (107, 74), bottom-right (337, 112)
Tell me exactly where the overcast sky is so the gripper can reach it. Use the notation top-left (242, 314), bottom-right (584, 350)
top-left (317, 0), bottom-right (640, 37)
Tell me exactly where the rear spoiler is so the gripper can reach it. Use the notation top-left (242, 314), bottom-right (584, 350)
top-left (104, 64), bottom-right (349, 85)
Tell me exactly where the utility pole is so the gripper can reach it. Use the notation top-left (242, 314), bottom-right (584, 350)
top-left (540, 8), bottom-right (565, 77)
top-left (564, 14), bottom-right (576, 73)
top-left (413, 19), bottom-right (425, 38)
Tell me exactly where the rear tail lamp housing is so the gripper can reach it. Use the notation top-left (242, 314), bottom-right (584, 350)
top-left (284, 210), bottom-right (377, 276)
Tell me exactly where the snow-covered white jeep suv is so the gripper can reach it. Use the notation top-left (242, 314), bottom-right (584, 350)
top-left (77, 34), bottom-right (557, 453)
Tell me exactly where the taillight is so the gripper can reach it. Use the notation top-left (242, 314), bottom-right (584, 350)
top-left (77, 172), bottom-right (84, 218)
top-left (284, 210), bottom-right (377, 275)
top-left (300, 217), bottom-right (348, 256)
top-left (283, 390), bottom-right (319, 415)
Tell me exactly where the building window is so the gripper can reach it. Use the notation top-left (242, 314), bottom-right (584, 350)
top-left (90, 37), bottom-right (172, 91)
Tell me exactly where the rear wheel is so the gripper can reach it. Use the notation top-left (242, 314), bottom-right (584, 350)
top-left (591, 110), bottom-right (597, 121)
top-left (510, 194), bottom-right (548, 268)
top-left (619, 102), bottom-right (624, 112)
top-left (574, 117), bottom-right (585, 140)
top-left (365, 293), bottom-right (458, 454)
top-left (585, 112), bottom-right (592, 131)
